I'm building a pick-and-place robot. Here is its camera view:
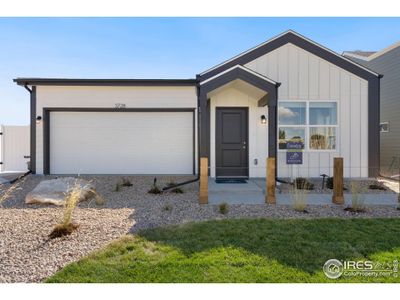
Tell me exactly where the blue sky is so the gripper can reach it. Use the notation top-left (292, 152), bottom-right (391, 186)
top-left (1, 17), bottom-right (400, 125)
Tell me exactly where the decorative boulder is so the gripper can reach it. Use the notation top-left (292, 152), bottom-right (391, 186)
top-left (25, 177), bottom-right (95, 206)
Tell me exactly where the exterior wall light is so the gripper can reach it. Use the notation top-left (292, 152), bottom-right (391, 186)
top-left (261, 115), bottom-right (267, 124)
top-left (36, 116), bottom-right (42, 124)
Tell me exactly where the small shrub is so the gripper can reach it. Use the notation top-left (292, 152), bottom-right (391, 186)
top-left (49, 223), bottom-right (79, 239)
top-left (121, 178), bottom-right (133, 187)
top-left (49, 182), bottom-right (83, 239)
top-left (344, 181), bottom-right (366, 213)
top-left (326, 177), bottom-right (334, 189)
top-left (166, 181), bottom-right (184, 194)
top-left (219, 202), bottom-right (229, 214)
top-left (162, 204), bottom-right (173, 212)
top-left (294, 177), bottom-right (314, 190)
top-left (114, 183), bottom-right (121, 192)
top-left (87, 188), bottom-right (106, 207)
top-left (368, 183), bottom-right (386, 191)
top-left (291, 186), bottom-right (308, 213)
top-left (148, 178), bottom-right (162, 195)
top-left (0, 179), bottom-right (24, 207)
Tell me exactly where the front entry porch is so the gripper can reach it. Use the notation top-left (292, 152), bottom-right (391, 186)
top-left (198, 65), bottom-right (281, 179)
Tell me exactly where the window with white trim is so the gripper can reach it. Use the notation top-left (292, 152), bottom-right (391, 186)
top-left (278, 101), bottom-right (338, 151)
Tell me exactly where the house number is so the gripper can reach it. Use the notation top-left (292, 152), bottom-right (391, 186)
top-left (115, 103), bottom-right (126, 109)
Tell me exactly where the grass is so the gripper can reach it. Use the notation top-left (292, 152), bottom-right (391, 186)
top-left (47, 218), bottom-right (400, 283)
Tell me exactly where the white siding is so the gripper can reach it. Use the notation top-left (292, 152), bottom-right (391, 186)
top-left (245, 43), bottom-right (369, 178)
top-left (35, 86), bottom-right (197, 174)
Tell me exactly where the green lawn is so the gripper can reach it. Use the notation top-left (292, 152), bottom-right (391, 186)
top-left (47, 218), bottom-right (400, 283)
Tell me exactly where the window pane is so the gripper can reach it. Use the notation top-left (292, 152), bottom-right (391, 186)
top-left (309, 102), bottom-right (337, 125)
top-left (279, 127), bottom-right (305, 149)
top-left (278, 102), bottom-right (306, 125)
top-left (309, 127), bottom-right (336, 150)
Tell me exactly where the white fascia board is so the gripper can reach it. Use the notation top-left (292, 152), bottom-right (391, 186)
top-left (199, 65), bottom-right (278, 86)
top-left (200, 30), bottom-right (380, 78)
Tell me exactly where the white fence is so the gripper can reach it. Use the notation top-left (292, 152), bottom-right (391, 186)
top-left (0, 125), bottom-right (30, 173)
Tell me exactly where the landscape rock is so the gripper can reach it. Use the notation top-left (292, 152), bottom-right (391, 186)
top-left (25, 177), bottom-right (95, 206)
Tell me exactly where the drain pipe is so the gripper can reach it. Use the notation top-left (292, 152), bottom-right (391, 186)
top-left (163, 80), bottom-right (201, 191)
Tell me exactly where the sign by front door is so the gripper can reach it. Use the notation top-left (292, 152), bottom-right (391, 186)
top-left (286, 141), bottom-right (303, 164)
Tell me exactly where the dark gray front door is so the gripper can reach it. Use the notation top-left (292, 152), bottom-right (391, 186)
top-left (216, 107), bottom-right (248, 178)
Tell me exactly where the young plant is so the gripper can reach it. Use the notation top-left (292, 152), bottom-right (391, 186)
top-left (166, 181), bottom-right (184, 194)
top-left (345, 181), bottom-right (366, 213)
top-left (49, 182), bottom-right (84, 239)
top-left (114, 182), bottom-right (121, 192)
top-left (294, 177), bottom-right (314, 190)
top-left (121, 178), bottom-right (133, 187)
top-left (162, 204), bottom-right (173, 212)
top-left (219, 202), bottom-right (229, 214)
top-left (291, 186), bottom-right (308, 213)
top-left (0, 179), bottom-right (24, 207)
top-left (148, 177), bottom-right (162, 195)
top-left (326, 177), bottom-right (334, 189)
top-left (87, 188), bottom-right (106, 207)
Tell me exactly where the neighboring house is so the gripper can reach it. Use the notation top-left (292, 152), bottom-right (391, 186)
top-left (14, 30), bottom-right (382, 178)
top-left (0, 125), bottom-right (30, 172)
top-left (344, 42), bottom-right (400, 178)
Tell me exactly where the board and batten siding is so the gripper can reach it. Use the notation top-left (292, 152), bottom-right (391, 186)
top-left (245, 43), bottom-right (369, 178)
top-left (35, 85), bottom-right (198, 175)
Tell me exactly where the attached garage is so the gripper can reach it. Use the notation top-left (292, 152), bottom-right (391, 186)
top-left (45, 109), bottom-right (195, 175)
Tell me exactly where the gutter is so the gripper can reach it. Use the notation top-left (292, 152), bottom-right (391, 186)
top-left (163, 79), bottom-right (201, 191)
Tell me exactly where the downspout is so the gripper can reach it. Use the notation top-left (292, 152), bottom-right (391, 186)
top-left (23, 84), bottom-right (34, 173)
top-left (163, 79), bottom-right (201, 191)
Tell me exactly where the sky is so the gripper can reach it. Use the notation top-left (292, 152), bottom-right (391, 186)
top-left (1, 17), bottom-right (400, 125)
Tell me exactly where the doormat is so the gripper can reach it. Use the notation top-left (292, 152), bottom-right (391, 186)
top-left (215, 178), bottom-right (247, 184)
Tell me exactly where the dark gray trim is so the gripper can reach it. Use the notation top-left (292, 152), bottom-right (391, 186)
top-left (43, 108), bottom-right (50, 175)
top-left (30, 86), bottom-right (36, 174)
top-left (368, 77), bottom-right (381, 177)
top-left (199, 31), bottom-right (381, 82)
top-left (14, 78), bottom-right (196, 86)
top-left (192, 110), bottom-right (196, 175)
top-left (199, 30), bottom-right (381, 177)
top-left (42, 107), bottom-right (196, 175)
top-left (258, 94), bottom-right (269, 107)
top-left (198, 66), bottom-right (279, 167)
top-left (201, 67), bottom-right (279, 106)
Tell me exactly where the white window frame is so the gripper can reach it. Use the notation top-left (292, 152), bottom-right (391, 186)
top-left (380, 122), bottom-right (390, 133)
top-left (278, 100), bottom-right (339, 152)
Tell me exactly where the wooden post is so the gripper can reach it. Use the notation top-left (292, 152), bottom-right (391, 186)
top-left (332, 157), bottom-right (344, 204)
top-left (199, 157), bottom-right (208, 204)
top-left (266, 157), bottom-right (276, 204)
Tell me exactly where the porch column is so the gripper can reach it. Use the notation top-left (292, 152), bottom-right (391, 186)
top-left (268, 104), bottom-right (277, 159)
top-left (199, 91), bottom-right (210, 175)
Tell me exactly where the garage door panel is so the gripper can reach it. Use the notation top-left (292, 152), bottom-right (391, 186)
top-left (50, 111), bottom-right (193, 174)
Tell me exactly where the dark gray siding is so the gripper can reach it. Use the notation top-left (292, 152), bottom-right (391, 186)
top-left (348, 47), bottom-right (400, 177)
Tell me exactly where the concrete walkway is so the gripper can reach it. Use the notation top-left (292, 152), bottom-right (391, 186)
top-left (208, 178), bottom-right (399, 206)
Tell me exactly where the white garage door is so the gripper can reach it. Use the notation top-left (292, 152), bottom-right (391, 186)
top-left (49, 111), bottom-right (194, 174)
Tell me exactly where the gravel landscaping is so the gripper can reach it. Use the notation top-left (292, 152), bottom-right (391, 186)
top-left (1, 174), bottom-right (400, 282)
